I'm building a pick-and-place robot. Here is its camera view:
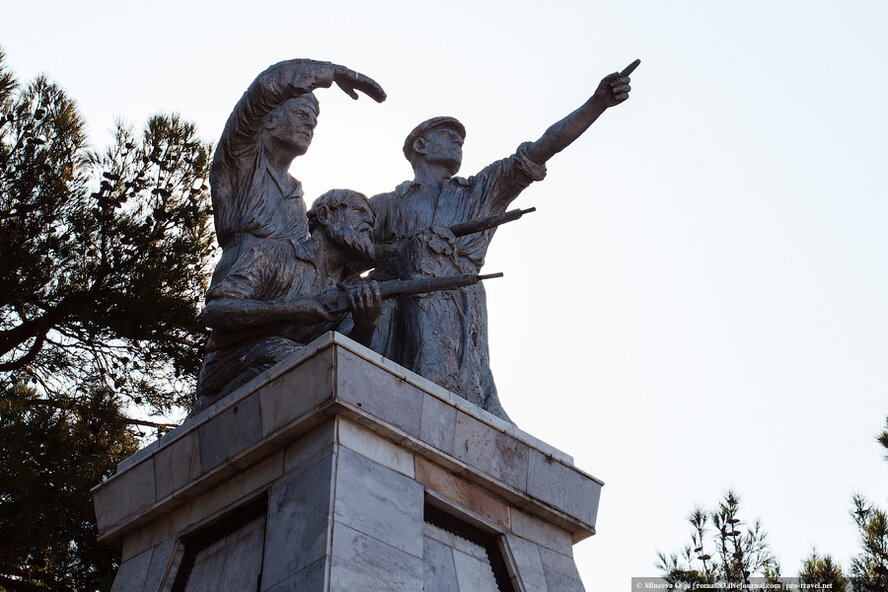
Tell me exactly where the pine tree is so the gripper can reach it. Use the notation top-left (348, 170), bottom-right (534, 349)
top-left (0, 48), bottom-right (214, 592)
top-left (878, 417), bottom-right (888, 460)
top-left (0, 49), bottom-right (214, 418)
top-left (0, 378), bottom-right (139, 592)
top-left (849, 495), bottom-right (888, 592)
top-left (657, 490), bottom-right (778, 590)
top-left (799, 550), bottom-right (848, 591)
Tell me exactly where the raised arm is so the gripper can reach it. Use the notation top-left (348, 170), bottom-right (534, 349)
top-left (524, 59), bottom-right (638, 164)
top-left (220, 59), bottom-right (386, 157)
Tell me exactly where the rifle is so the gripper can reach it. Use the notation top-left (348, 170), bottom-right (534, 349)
top-left (449, 207), bottom-right (536, 237)
top-left (374, 207), bottom-right (536, 260)
top-left (205, 273), bottom-right (503, 351)
top-left (318, 272), bottom-right (503, 314)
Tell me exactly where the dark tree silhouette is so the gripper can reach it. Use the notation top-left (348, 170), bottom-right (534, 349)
top-left (849, 495), bottom-right (888, 592)
top-left (657, 490), bottom-right (779, 590)
top-left (0, 50), bottom-right (214, 418)
top-left (878, 417), bottom-right (888, 459)
top-left (0, 48), bottom-right (214, 592)
top-left (799, 550), bottom-right (848, 591)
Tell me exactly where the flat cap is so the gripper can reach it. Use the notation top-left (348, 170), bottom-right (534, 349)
top-left (402, 116), bottom-right (466, 161)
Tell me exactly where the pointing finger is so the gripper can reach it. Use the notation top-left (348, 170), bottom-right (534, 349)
top-left (620, 59), bottom-right (641, 77)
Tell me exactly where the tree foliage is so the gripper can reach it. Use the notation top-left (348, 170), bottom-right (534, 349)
top-left (0, 378), bottom-right (139, 592)
top-left (799, 550), bottom-right (848, 591)
top-left (657, 490), bottom-right (778, 590)
top-left (0, 48), bottom-right (214, 416)
top-left (878, 416), bottom-right (888, 460)
top-left (0, 48), bottom-right (214, 592)
top-left (849, 495), bottom-right (888, 592)
top-left (658, 414), bottom-right (888, 592)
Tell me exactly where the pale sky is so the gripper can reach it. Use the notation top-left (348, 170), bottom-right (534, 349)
top-left (3, 1), bottom-right (887, 589)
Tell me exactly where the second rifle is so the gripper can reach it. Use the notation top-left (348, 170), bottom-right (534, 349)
top-left (319, 272), bottom-right (504, 314)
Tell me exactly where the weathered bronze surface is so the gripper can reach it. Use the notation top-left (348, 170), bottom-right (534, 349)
top-left (192, 60), bottom-right (386, 413)
top-left (368, 61), bottom-right (637, 420)
top-left (195, 58), bottom-right (637, 420)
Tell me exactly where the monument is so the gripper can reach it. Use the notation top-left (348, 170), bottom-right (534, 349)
top-left (92, 57), bottom-right (637, 591)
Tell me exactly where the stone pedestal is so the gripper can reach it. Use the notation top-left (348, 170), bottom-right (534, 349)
top-left (93, 332), bottom-right (603, 591)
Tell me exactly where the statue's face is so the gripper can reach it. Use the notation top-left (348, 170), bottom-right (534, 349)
top-left (327, 201), bottom-right (376, 260)
top-left (266, 102), bottom-right (318, 156)
top-left (417, 126), bottom-right (463, 175)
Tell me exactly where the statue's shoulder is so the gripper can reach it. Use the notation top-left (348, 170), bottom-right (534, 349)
top-left (370, 180), bottom-right (413, 204)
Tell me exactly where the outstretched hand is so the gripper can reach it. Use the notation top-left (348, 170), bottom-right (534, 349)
top-left (260, 59), bottom-right (386, 102)
top-left (594, 59), bottom-right (639, 108)
top-left (333, 65), bottom-right (387, 103)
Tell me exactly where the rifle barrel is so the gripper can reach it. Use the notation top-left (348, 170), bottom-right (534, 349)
top-left (449, 207), bottom-right (536, 237)
top-left (321, 272), bottom-right (504, 314)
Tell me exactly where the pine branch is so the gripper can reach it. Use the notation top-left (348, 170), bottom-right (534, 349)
top-left (125, 417), bottom-right (177, 430)
top-left (0, 332), bottom-right (46, 371)
top-left (20, 398), bottom-right (176, 430)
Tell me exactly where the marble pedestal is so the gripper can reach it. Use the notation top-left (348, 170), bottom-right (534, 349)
top-left (93, 332), bottom-right (603, 592)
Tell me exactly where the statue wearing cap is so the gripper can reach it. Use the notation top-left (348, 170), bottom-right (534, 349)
top-left (369, 63), bottom-right (636, 421)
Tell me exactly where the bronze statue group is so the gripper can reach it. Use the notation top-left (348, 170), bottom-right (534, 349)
top-left (192, 58), bottom-right (637, 421)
